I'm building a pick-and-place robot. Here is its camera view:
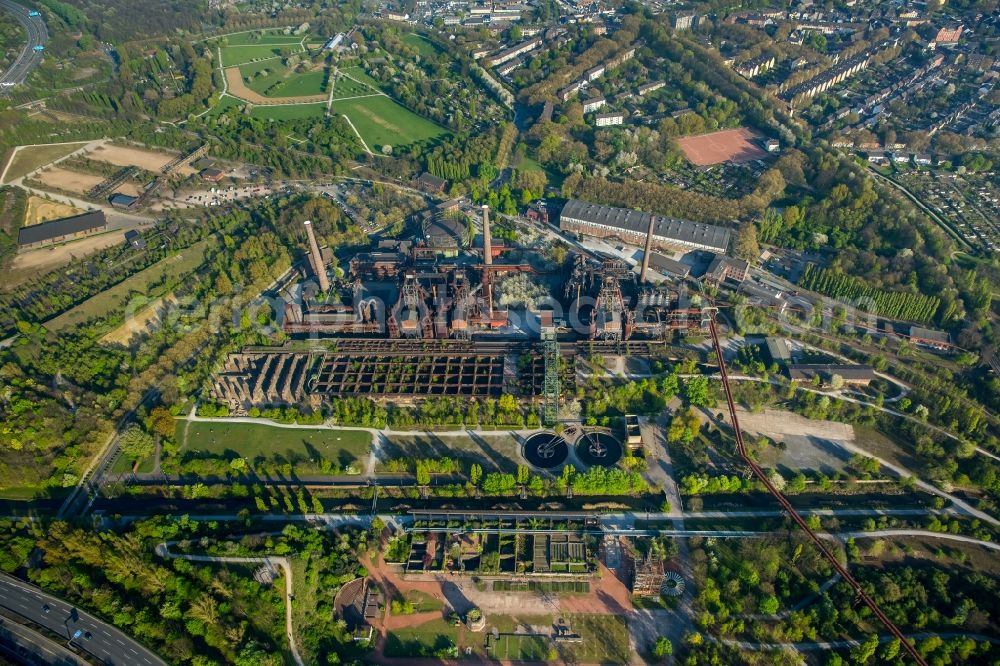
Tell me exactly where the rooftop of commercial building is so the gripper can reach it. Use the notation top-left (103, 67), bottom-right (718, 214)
top-left (561, 199), bottom-right (732, 251)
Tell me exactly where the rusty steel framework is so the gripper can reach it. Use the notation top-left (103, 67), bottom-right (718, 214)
top-left (542, 327), bottom-right (559, 424)
top-left (707, 312), bottom-right (929, 666)
top-left (310, 352), bottom-right (505, 397)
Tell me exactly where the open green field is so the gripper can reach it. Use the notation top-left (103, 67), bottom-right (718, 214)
top-left (239, 59), bottom-right (289, 93)
top-left (44, 237), bottom-right (215, 332)
top-left (377, 432), bottom-right (523, 474)
top-left (401, 590), bottom-right (444, 613)
top-left (220, 43), bottom-right (302, 67)
top-left (557, 615), bottom-right (630, 664)
top-left (271, 70), bottom-right (327, 97)
top-left (207, 94), bottom-right (246, 117)
top-left (330, 74), bottom-right (378, 99)
top-left (331, 95), bottom-right (447, 149)
top-left (490, 634), bottom-right (550, 661)
top-left (3, 142), bottom-right (91, 183)
top-left (251, 103), bottom-right (327, 121)
top-left (341, 66), bottom-right (382, 88)
top-left (401, 33), bottom-right (441, 58)
top-left (175, 420), bottom-right (371, 476)
top-left (384, 618), bottom-right (459, 658)
top-left (222, 30), bottom-right (305, 47)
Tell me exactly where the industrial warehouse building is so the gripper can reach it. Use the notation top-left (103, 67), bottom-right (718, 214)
top-left (17, 210), bottom-right (107, 250)
top-left (559, 199), bottom-right (731, 254)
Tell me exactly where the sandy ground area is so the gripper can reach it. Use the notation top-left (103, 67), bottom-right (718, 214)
top-left (100, 293), bottom-right (175, 346)
top-left (6, 232), bottom-right (125, 286)
top-left (35, 167), bottom-right (104, 194)
top-left (224, 67), bottom-right (327, 104)
top-left (87, 144), bottom-right (196, 176)
top-left (113, 181), bottom-right (143, 197)
top-left (24, 196), bottom-right (83, 226)
top-left (702, 406), bottom-right (855, 474)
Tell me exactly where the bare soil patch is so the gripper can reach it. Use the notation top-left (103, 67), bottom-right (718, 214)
top-left (24, 196), bottom-right (83, 226)
top-left (35, 167), bottom-right (104, 194)
top-left (100, 293), bottom-right (176, 346)
top-left (677, 127), bottom-right (768, 166)
top-left (88, 144), bottom-right (195, 176)
top-left (7, 232), bottom-right (125, 286)
top-left (225, 66), bottom-right (327, 104)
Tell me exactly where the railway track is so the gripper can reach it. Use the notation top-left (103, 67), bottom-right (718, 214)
top-left (707, 313), bottom-right (929, 666)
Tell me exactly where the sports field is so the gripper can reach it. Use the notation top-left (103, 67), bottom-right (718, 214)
top-left (676, 127), bottom-right (767, 166)
top-left (331, 95), bottom-right (447, 149)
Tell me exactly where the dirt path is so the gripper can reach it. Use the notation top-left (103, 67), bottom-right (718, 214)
top-left (224, 67), bottom-right (327, 104)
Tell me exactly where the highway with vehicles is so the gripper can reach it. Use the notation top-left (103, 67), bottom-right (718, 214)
top-left (0, 614), bottom-right (88, 665)
top-left (0, 0), bottom-right (48, 94)
top-left (0, 573), bottom-right (167, 666)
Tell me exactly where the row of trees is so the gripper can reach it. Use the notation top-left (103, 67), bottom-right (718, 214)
top-left (799, 263), bottom-right (940, 323)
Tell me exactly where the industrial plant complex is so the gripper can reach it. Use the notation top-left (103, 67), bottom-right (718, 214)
top-left (210, 198), bottom-right (728, 416)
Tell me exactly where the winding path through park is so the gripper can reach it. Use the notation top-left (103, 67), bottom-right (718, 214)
top-left (155, 543), bottom-right (304, 666)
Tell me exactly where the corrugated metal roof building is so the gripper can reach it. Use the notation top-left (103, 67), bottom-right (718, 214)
top-left (17, 211), bottom-right (107, 249)
top-left (559, 199), bottom-right (731, 254)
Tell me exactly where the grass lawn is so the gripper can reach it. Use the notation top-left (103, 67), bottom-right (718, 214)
top-left (269, 70), bottom-right (327, 97)
top-left (222, 30), bottom-right (305, 47)
top-left (206, 94), bottom-right (246, 117)
top-left (239, 59), bottom-right (289, 94)
top-left (3, 142), bottom-right (91, 183)
top-left (341, 66), bottom-right (382, 88)
top-left (220, 44), bottom-right (301, 67)
top-left (384, 618), bottom-right (459, 658)
top-left (44, 237), bottom-right (215, 332)
top-left (330, 75), bottom-right (378, 99)
top-left (110, 449), bottom-right (156, 475)
top-left (377, 432), bottom-right (524, 474)
top-left (401, 33), bottom-right (441, 58)
top-left (402, 590), bottom-right (444, 613)
top-left (174, 420), bottom-right (371, 475)
top-left (331, 95), bottom-right (447, 149)
top-left (251, 103), bottom-right (327, 121)
top-left (557, 615), bottom-right (630, 664)
top-left (490, 633), bottom-right (550, 661)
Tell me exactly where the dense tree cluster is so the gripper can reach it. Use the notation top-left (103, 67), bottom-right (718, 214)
top-left (799, 264), bottom-right (940, 323)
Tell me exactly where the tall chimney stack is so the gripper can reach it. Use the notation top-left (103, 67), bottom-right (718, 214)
top-left (303, 220), bottom-right (330, 293)
top-left (481, 204), bottom-right (493, 266)
top-left (639, 214), bottom-right (656, 284)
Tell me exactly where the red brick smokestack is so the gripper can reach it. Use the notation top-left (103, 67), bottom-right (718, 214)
top-left (639, 214), bottom-right (656, 284)
top-left (482, 204), bottom-right (493, 266)
top-left (303, 220), bottom-right (330, 293)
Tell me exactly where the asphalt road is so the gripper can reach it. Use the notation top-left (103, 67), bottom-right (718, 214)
top-left (0, 615), bottom-right (87, 665)
top-left (0, 0), bottom-right (48, 93)
top-left (0, 574), bottom-right (167, 666)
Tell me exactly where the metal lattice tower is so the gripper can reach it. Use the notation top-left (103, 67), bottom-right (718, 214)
top-left (542, 327), bottom-right (559, 425)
